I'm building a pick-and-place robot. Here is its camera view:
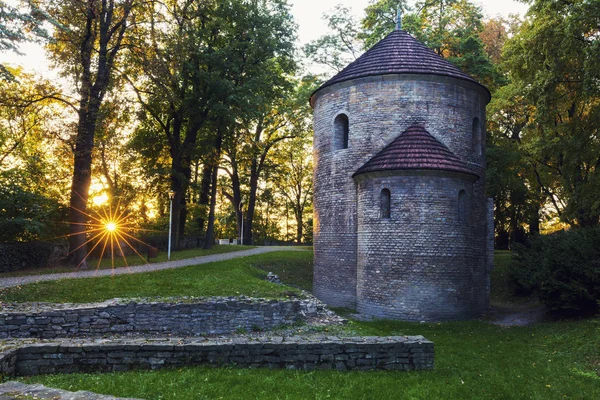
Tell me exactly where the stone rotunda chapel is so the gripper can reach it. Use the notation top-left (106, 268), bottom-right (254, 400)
top-left (310, 22), bottom-right (494, 322)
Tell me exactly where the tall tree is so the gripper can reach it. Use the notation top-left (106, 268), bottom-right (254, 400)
top-left (125, 0), bottom-right (224, 248)
top-left (273, 136), bottom-right (313, 244)
top-left (206, 0), bottom-right (297, 246)
top-left (43, 0), bottom-right (136, 266)
top-left (503, 0), bottom-right (600, 227)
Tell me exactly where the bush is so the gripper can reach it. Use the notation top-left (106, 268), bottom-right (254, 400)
top-left (510, 228), bottom-right (600, 314)
top-left (0, 182), bottom-right (66, 243)
top-left (0, 240), bottom-right (67, 273)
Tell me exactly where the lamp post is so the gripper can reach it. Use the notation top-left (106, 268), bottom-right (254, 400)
top-left (239, 196), bottom-right (245, 245)
top-left (168, 190), bottom-right (175, 260)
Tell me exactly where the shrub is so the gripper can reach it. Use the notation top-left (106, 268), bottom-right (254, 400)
top-left (510, 228), bottom-right (600, 314)
top-left (0, 240), bottom-right (68, 273)
top-left (0, 182), bottom-right (66, 243)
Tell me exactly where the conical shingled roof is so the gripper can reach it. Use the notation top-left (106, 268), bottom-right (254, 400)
top-left (353, 125), bottom-right (479, 179)
top-left (312, 30), bottom-right (490, 100)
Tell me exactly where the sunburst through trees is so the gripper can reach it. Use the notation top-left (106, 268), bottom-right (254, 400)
top-left (65, 199), bottom-right (155, 272)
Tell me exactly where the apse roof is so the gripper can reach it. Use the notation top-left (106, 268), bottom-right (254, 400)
top-left (353, 125), bottom-right (479, 179)
top-left (311, 29), bottom-right (490, 101)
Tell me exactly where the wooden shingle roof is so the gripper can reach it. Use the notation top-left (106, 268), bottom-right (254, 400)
top-left (353, 125), bottom-right (479, 179)
top-left (312, 29), bottom-right (490, 100)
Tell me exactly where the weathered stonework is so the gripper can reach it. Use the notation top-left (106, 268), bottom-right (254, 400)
top-left (0, 381), bottom-right (141, 399)
top-left (0, 297), bottom-right (335, 339)
top-left (0, 335), bottom-right (434, 377)
top-left (312, 32), bottom-right (492, 320)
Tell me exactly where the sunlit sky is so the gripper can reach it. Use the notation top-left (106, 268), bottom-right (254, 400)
top-left (0, 0), bottom-right (529, 78)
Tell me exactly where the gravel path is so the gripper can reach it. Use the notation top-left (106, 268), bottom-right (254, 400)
top-left (0, 246), bottom-right (306, 290)
top-left (489, 304), bottom-right (547, 327)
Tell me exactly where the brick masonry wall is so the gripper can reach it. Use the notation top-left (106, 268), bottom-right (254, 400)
top-left (0, 297), bottom-right (327, 339)
top-left (312, 74), bottom-right (489, 317)
top-left (0, 336), bottom-right (434, 376)
top-left (355, 171), bottom-right (482, 321)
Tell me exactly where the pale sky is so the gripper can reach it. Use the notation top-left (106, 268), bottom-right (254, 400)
top-left (292, 0), bottom-right (529, 46)
top-left (1, 0), bottom-right (529, 78)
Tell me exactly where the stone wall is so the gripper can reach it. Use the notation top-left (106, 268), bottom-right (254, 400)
top-left (0, 349), bottom-right (17, 377)
top-left (312, 74), bottom-right (490, 318)
top-left (0, 297), bottom-right (328, 339)
top-left (355, 172), bottom-right (481, 321)
top-left (0, 336), bottom-right (434, 376)
top-left (0, 381), bottom-right (141, 400)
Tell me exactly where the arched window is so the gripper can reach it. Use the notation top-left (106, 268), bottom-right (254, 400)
top-left (472, 118), bottom-right (482, 156)
top-left (458, 190), bottom-right (467, 222)
top-left (380, 189), bottom-right (391, 219)
top-left (334, 114), bottom-right (349, 150)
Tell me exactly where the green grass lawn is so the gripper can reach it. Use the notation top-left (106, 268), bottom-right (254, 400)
top-left (4, 250), bottom-right (600, 399)
top-left (250, 251), bottom-right (314, 291)
top-left (0, 251), bottom-right (308, 303)
top-left (0, 245), bottom-right (255, 278)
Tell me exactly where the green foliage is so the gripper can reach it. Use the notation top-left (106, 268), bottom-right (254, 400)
top-left (0, 174), bottom-right (65, 243)
top-left (486, 82), bottom-right (543, 246)
top-left (510, 228), bottom-right (600, 313)
top-left (403, 0), bottom-right (501, 88)
top-left (502, 0), bottom-right (600, 227)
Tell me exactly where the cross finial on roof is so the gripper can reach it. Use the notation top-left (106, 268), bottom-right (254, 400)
top-left (396, 7), bottom-right (402, 30)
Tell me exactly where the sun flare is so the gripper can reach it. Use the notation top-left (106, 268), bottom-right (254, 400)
top-left (64, 198), bottom-right (160, 271)
top-left (105, 221), bottom-right (117, 232)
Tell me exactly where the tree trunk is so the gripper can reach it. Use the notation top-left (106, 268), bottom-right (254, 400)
top-left (204, 131), bottom-right (223, 249)
top-left (196, 162), bottom-right (212, 234)
top-left (169, 148), bottom-right (185, 250)
top-left (67, 108), bottom-right (99, 268)
top-left (243, 157), bottom-right (260, 245)
top-left (295, 209), bottom-right (303, 244)
top-left (528, 203), bottom-right (541, 235)
top-left (66, 0), bottom-right (133, 267)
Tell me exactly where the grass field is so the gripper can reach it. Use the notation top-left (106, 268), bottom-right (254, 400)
top-left (0, 251), bottom-right (307, 303)
top-left (0, 245), bottom-right (255, 278)
top-left (4, 250), bottom-right (600, 399)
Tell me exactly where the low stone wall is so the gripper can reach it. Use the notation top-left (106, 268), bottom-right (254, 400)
top-left (0, 297), bottom-right (330, 339)
top-left (0, 336), bottom-right (434, 376)
top-left (0, 348), bottom-right (17, 377)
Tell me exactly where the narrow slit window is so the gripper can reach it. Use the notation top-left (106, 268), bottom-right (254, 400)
top-left (458, 190), bottom-right (467, 222)
top-left (472, 118), bottom-right (482, 156)
top-left (334, 114), bottom-right (349, 150)
top-left (380, 189), bottom-right (391, 219)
